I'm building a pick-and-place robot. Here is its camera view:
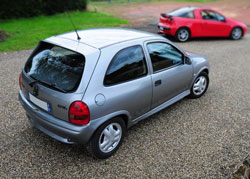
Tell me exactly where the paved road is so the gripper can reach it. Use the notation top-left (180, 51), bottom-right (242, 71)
top-left (1, 34), bottom-right (250, 178)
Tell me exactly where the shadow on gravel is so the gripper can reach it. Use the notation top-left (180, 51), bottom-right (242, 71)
top-left (233, 155), bottom-right (250, 179)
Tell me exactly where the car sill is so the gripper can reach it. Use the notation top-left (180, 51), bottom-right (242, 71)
top-left (130, 90), bottom-right (190, 126)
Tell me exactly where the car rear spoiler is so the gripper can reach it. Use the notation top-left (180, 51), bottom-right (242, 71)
top-left (160, 13), bottom-right (174, 20)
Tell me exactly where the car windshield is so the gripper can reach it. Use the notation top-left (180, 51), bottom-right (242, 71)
top-left (25, 42), bottom-right (85, 92)
top-left (169, 7), bottom-right (196, 18)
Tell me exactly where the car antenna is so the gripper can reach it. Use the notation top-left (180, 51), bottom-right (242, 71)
top-left (66, 11), bottom-right (81, 41)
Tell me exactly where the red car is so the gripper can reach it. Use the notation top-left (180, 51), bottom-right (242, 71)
top-left (158, 7), bottom-right (247, 42)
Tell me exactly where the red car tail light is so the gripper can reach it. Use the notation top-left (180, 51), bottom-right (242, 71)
top-left (160, 13), bottom-right (167, 18)
top-left (160, 13), bottom-right (174, 21)
top-left (19, 72), bottom-right (22, 90)
top-left (69, 101), bottom-right (90, 125)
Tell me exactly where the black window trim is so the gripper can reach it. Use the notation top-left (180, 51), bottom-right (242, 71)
top-left (146, 41), bottom-right (185, 74)
top-left (103, 45), bottom-right (149, 87)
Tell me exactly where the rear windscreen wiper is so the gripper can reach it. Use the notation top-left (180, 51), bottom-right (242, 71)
top-left (49, 83), bottom-right (67, 93)
top-left (29, 77), bottom-right (66, 93)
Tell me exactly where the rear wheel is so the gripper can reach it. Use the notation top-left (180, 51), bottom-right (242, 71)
top-left (231, 27), bottom-right (243, 40)
top-left (175, 28), bottom-right (190, 42)
top-left (189, 72), bottom-right (209, 99)
top-left (87, 117), bottom-right (125, 159)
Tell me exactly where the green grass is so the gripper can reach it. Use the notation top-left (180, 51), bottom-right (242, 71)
top-left (0, 11), bottom-right (128, 52)
top-left (90, 0), bottom-right (218, 6)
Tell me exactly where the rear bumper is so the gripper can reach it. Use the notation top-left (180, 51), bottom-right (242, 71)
top-left (158, 25), bottom-right (171, 31)
top-left (158, 23), bottom-right (176, 36)
top-left (19, 91), bottom-right (98, 145)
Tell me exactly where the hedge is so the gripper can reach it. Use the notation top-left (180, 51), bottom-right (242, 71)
top-left (0, 0), bottom-right (87, 19)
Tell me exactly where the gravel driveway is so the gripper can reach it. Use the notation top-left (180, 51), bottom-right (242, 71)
top-left (98, 0), bottom-right (250, 27)
top-left (1, 34), bottom-right (250, 178)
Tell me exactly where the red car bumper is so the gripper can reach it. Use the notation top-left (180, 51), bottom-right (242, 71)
top-left (158, 23), bottom-right (177, 36)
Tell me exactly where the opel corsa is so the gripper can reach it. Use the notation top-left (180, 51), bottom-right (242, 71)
top-left (19, 28), bottom-right (210, 159)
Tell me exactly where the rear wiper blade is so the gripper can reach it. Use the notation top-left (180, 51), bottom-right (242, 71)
top-left (29, 77), bottom-right (66, 93)
top-left (49, 83), bottom-right (67, 93)
top-left (28, 75), bottom-right (42, 87)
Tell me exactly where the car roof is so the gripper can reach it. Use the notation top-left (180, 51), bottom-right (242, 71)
top-left (169, 6), bottom-right (200, 13)
top-left (54, 28), bottom-right (157, 49)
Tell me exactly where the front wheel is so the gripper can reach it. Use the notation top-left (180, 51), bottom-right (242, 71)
top-left (175, 28), bottom-right (190, 42)
top-left (87, 117), bottom-right (126, 159)
top-left (231, 27), bottom-right (243, 40)
top-left (189, 72), bottom-right (209, 99)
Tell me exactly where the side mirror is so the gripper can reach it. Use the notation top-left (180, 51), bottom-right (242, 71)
top-left (184, 56), bottom-right (192, 65)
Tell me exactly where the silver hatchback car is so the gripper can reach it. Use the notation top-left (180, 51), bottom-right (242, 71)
top-left (19, 28), bottom-right (209, 159)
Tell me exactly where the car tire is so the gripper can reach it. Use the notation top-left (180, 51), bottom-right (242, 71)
top-left (189, 72), bottom-right (209, 99)
top-left (175, 28), bottom-right (190, 42)
top-left (230, 27), bottom-right (243, 40)
top-left (87, 117), bottom-right (126, 159)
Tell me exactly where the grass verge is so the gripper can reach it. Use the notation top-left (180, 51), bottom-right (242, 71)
top-left (0, 11), bottom-right (128, 52)
top-left (90, 0), bottom-right (219, 6)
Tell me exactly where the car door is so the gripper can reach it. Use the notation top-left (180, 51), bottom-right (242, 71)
top-left (200, 10), bottom-right (231, 37)
top-left (145, 41), bottom-right (193, 109)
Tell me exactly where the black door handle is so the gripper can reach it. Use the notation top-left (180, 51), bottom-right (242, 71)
top-left (155, 80), bottom-right (162, 87)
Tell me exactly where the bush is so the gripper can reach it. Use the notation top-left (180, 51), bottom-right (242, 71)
top-left (0, 0), bottom-right (87, 19)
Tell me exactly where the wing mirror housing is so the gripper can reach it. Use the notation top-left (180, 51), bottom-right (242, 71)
top-left (184, 56), bottom-right (192, 65)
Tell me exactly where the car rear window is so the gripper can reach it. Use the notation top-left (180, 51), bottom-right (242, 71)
top-left (169, 7), bottom-right (195, 18)
top-left (25, 41), bottom-right (85, 92)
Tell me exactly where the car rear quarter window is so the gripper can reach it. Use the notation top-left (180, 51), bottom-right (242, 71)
top-left (169, 8), bottom-right (195, 18)
top-left (177, 11), bottom-right (195, 18)
top-left (147, 42), bottom-right (183, 72)
top-left (104, 45), bottom-right (148, 86)
top-left (25, 41), bottom-right (85, 92)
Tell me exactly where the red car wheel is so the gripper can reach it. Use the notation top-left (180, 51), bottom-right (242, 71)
top-left (231, 27), bottom-right (243, 40)
top-left (175, 28), bottom-right (190, 42)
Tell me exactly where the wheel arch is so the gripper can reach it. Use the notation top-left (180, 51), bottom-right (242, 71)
top-left (232, 26), bottom-right (243, 32)
top-left (87, 111), bottom-right (130, 143)
top-left (190, 67), bottom-right (209, 87)
top-left (202, 68), bottom-right (209, 75)
top-left (176, 26), bottom-right (192, 36)
top-left (197, 67), bottom-right (209, 77)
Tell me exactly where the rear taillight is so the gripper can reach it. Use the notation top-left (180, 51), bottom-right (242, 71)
top-left (160, 13), bottom-right (167, 18)
top-left (69, 101), bottom-right (90, 125)
top-left (160, 13), bottom-right (174, 22)
top-left (19, 72), bottom-right (22, 90)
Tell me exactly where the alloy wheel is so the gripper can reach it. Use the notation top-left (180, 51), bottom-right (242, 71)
top-left (178, 29), bottom-right (189, 42)
top-left (98, 122), bottom-right (122, 153)
top-left (232, 28), bottom-right (242, 40)
top-left (193, 76), bottom-right (207, 96)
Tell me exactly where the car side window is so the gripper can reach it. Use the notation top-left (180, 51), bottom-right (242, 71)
top-left (147, 42), bottom-right (183, 73)
top-left (201, 10), bottom-right (218, 21)
top-left (104, 45), bottom-right (148, 86)
top-left (215, 12), bottom-right (225, 21)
